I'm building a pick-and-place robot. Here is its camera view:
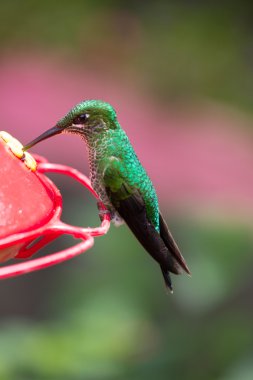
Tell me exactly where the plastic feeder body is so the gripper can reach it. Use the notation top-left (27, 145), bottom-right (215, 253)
top-left (0, 132), bottom-right (110, 278)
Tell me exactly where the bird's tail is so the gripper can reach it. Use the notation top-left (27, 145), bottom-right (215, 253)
top-left (159, 213), bottom-right (191, 276)
top-left (160, 266), bottom-right (173, 293)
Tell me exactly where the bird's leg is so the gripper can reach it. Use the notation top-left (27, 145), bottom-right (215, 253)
top-left (97, 201), bottom-right (111, 222)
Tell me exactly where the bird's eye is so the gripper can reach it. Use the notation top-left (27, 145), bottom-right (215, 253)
top-left (73, 113), bottom-right (89, 125)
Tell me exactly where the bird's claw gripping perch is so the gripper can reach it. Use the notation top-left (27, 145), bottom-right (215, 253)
top-left (97, 201), bottom-right (111, 222)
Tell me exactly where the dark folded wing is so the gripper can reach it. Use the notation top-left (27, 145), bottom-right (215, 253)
top-left (114, 189), bottom-right (169, 267)
top-left (107, 185), bottom-right (189, 290)
top-left (103, 158), bottom-right (190, 289)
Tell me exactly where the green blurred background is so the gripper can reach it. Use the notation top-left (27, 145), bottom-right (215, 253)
top-left (1, 1), bottom-right (253, 379)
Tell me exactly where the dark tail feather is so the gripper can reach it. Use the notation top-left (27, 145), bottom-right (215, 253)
top-left (114, 191), bottom-right (189, 291)
top-left (161, 266), bottom-right (173, 293)
top-left (159, 213), bottom-right (191, 275)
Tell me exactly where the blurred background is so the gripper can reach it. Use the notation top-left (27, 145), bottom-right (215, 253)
top-left (1, 1), bottom-right (253, 379)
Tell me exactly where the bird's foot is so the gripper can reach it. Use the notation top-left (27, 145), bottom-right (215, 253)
top-left (97, 201), bottom-right (111, 222)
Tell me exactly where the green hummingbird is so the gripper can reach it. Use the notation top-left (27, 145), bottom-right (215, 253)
top-left (23, 100), bottom-right (190, 291)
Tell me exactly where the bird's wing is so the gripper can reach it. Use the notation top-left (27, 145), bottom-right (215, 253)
top-left (102, 158), bottom-right (190, 289)
top-left (103, 157), bottom-right (168, 264)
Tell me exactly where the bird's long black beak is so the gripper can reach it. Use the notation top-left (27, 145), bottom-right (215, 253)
top-left (23, 125), bottom-right (63, 151)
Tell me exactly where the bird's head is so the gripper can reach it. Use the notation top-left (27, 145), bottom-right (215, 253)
top-left (23, 100), bottom-right (119, 151)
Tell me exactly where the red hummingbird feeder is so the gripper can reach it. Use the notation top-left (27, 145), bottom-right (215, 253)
top-left (0, 132), bottom-right (110, 278)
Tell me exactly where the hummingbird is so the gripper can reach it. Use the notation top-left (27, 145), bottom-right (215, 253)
top-left (23, 100), bottom-right (190, 291)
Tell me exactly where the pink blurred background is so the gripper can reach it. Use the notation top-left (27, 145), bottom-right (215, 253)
top-left (1, 55), bottom-right (253, 217)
